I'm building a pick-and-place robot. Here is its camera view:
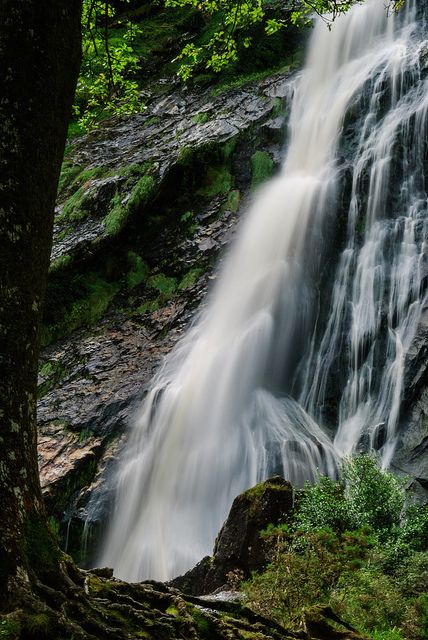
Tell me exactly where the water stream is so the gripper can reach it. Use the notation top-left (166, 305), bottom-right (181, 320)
top-left (99, 0), bottom-right (428, 582)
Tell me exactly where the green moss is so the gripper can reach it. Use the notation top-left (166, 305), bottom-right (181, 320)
top-left (104, 174), bottom-right (157, 236)
top-left (118, 162), bottom-right (153, 180)
top-left (50, 253), bottom-right (72, 273)
top-left (41, 274), bottom-right (119, 346)
top-left (58, 165), bottom-right (109, 202)
top-left (147, 273), bottom-right (177, 298)
top-left (57, 162), bottom-right (157, 235)
top-left (23, 614), bottom-right (53, 639)
top-left (57, 165), bottom-right (112, 224)
top-left (128, 175), bottom-right (157, 212)
top-left (127, 251), bottom-right (149, 289)
top-left (222, 138), bottom-right (238, 160)
top-left (245, 479), bottom-right (289, 500)
top-left (192, 112), bottom-right (211, 125)
top-left (58, 163), bottom-right (82, 194)
top-left (180, 210), bottom-right (194, 223)
top-left (251, 151), bottom-right (274, 189)
top-left (136, 301), bottom-right (160, 314)
top-left (166, 606), bottom-right (179, 617)
top-left (37, 358), bottom-right (68, 398)
top-left (191, 608), bottom-right (214, 639)
top-left (225, 189), bottom-right (240, 212)
top-left (24, 517), bottom-right (58, 577)
top-left (179, 267), bottom-right (203, 290)
top-left (57, 186), bottom-right (90, 223)
top-left (39, 362), bottom-right (54, 378)
top-left (244, 479), bottom-right (291, 517)
top-left (211, 68), bottom-right (282, 97)
top-left (144, 116), bottom-right (160, 127)
top-left (104, 193), bottom-right (126, 236)
top-left (0, 619), bottom-right (21, 640)
top-left (177, 145), bottom-right (195, 166)
top-left (271, 96), bottom-right (285, 118)
top-left (197, 166), bottom-right (233, 198)
top-left (47, 516), bottom-right (61, 543)
top-left (86, 575), bottom-right (113, 597)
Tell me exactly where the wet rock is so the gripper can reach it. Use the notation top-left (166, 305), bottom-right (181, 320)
top-left (52, 71), bottom-right (290, 271)
top-left (170, 476), bottom-right (293, 595)
top-left (394, 301), bottom-right (428, 500)
top-left (37, 69), bottom-right (293, 558)
top-left (39, 421), bottom-right (103, 519)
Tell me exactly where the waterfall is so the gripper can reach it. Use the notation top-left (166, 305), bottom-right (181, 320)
top-left (99, 0), bottom-right (428, 582)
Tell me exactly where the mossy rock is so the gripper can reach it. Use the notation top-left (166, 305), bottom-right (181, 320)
top-left (171, 477), bottom-right (293, 596)
top-left (250, 151), bottom-right (275, 189)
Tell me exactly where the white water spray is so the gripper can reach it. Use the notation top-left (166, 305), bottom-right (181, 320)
top-left (100, 0), bottom-right (428, 582)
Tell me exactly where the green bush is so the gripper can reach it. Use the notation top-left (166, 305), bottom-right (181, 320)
top-left (294, 455), bottom-right (405, 537)
top-left (243, 455), bottom-right (428, 639)
top-left (243, 526), bottom-right (374, 626)
top-left (293, 475), bottom-right (351, 533)
top-left (330, 568), bottom-right (404, 633)
top-left (342, 455), bottom-right (404, 535)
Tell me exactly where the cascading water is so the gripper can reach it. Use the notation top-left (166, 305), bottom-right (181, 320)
top-left (99, 0), bottom-right (428, 582)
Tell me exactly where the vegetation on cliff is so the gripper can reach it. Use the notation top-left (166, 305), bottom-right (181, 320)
top-left (243, 456), bottom-right (428, 640)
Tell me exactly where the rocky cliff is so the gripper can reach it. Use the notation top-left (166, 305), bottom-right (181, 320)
top-left (37, 63), bottom-right (296, 563)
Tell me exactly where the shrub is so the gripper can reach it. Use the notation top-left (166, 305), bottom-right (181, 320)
top-left (330, 568), bottom-right (404, 633)
top-left (294, 455), bottom-right (405, 537)
top-left (243, 455), bottom-right (428, 638)
top-left (243, 527), bottom-right (374, 627)
top-left (342, 455), bottom-right (404, 535)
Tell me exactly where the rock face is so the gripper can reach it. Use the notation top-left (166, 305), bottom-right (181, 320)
top-left (170, 477), bottom-right (294, 596)
top-left (393, 301), bottom-right (428, 497)
top-left (37, 70), bottom-right (293, 562)
top-left (51, 72), bottom-right (291, 270)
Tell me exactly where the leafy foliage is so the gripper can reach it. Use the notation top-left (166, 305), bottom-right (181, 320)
top-left (165, 0), bottom-right (373, 80)
top-left (75, 0), bottom-right (143, 129)
top-left (294, 454), bottom-right (405, 536)
top-left (243, 455), bottom-right (428, 639)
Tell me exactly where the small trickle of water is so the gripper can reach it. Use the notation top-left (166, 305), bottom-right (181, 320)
top-left (98, 0), bottom-right (428, 582)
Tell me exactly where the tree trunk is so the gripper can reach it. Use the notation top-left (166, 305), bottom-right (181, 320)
top-left (0, 0), bottom-right (82, 611)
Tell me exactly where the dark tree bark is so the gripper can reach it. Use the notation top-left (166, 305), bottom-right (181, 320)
top-left (0, 0), bottom-right (82, 611)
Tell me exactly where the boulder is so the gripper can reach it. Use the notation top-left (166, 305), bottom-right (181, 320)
top-left (170, 476), bottom-right (293, 595)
